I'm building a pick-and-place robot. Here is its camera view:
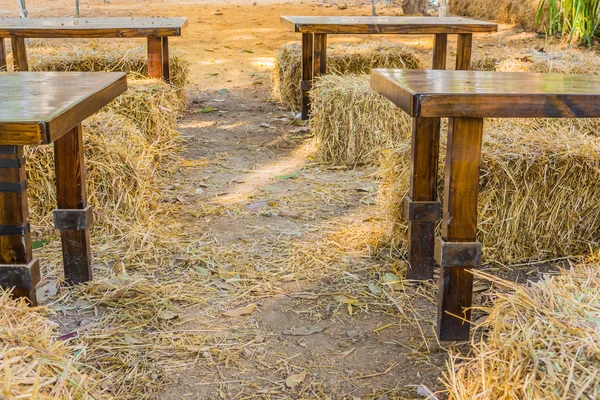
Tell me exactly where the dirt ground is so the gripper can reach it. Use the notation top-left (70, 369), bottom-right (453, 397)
top-left (1, 1), bottom-right (556, 399)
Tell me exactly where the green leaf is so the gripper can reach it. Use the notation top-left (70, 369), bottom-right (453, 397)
top-left (218, 88), bottom-right (229, 94)
top-left (201, 107), bottom-right (218, 113)
top-left (275, 172), bottom-right (299, 180)
top-left (32, 239), bottom-right (49, 250)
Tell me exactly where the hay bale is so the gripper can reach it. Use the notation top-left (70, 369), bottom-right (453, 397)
top-left (449, 0), bottom-right (542, 31)
top-left (310, 74), bottom-right (411, 166)
top-left (27, 111), bottom-right (160, 235)
top-left (378, 119), bottom-right (600, 263)
top-left (105, 79), bottom-right (185, 164)
top-left (15, 44), bottom-right (190, 92)
top-left (0, 290), bottom-right (105, 398)
top-left (443, 264), bottom-right (600, 399)
top-left (271, 40), bottom-right (422, 112)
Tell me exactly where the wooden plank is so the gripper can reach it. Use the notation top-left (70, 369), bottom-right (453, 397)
top-left (300, 32), bottom-right (314, 120)
top-left (371, 69), bottom-right (600, 118)
top-left (54, 124), bottom-right (92, 285)
top-left (456, 34), bottom-right (472, 70)
top-left (280, 16), bottom-right (498, 34)
top-left (0, 38), bottom-right (6, 71)
top-left (432, 34), bottom-right (447, 70)
top-left (10, 37), bottom-right (28, 71)
top-left (161, 37), bottom-right (170, 83)
top-left (313, 33), bottom-right (327, 77)
top-left (0, 145), bottom-right (37, 304)
top-left (406, 117), bottom-right (440, 280)
top-left (147, 36), bottom-right (163, 79)
top-left (0, 17), bottom-right (188, 38)
top-left (0, 72), bottom-right (127, 145)
top-left (437, 117), bottom-right (483, 341)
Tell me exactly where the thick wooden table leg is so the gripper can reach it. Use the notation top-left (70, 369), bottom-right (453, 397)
top-left (54, 124), bottom-right (92, 285)
top-left (405, 118), bottom-right (441, 280)
top-left (161, 37), bottom-right (170, 83)
top-left (432, 33), bottom-right (447, 70)
top-left (300, 32), bottom-right (314, 120)
top-left (0, 145), bottom-right (39, 304)
top-left (456, 34), bottom-right (473, 71)
top-left (10, 37), bottom-right (29, 72)
top-left (313, 33), bottom-right (327, 77)
top-left (0, 39), bottom-right (7, 71)
top-left (147, 36), bottom-right (163, 79)
top-left (435, 117), bottom-right (483, 341)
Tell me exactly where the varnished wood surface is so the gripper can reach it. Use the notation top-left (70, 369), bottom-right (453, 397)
top-left (281, 16), bottom-right (497, 34)
top-left (0, 17), bottom-right (187, 38)
top-left (371, 69), bottom-right (600, 118)
top-left (0, 72), bottom-right (127, 145)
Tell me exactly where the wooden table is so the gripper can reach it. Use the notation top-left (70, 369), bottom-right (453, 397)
top-left (0, 72), bottom-right (127, 305)
top-left (371, 69), bottom-right (600, 341)
top-left (0, 18), bottom-right (187, 81)
top-left (280, 16), bottom-right (498, 119)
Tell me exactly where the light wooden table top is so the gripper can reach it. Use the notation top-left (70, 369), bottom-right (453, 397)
top-left (0, 17), bottom-right (188, 38)
top-left (281, 16), bottom-right (497, 34)
top-left (0, 72), bottom-right (127, 145)
top-left (371, 69), bottom-right (600, 118)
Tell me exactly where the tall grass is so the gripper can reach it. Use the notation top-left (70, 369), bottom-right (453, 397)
top-left (537, 0), bottom-right (600, 45)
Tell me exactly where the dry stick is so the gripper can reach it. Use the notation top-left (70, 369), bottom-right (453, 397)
top-left (355, 362), bottom-right (399, 379)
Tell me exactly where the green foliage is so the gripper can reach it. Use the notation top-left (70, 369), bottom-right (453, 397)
top-left (537, 0), bottom-right (600, 45)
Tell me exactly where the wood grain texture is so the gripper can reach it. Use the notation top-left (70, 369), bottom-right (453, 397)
top-left (371, 69), bottom-right (600, 118)
top-left (0, 145), bottom-right (37, 303)
top-left (0, 38), bottom-right (6, 71)
top-left (54, 124), bottom-right (92, 285)
top-left (437, 117), bottom-right (483, 341)
top-left (432, 34), bottom-right (447, 70)
top-left (300, 32), bottom-right (314, 120)
top-left (406, 117), bottom-right (440, 281)
top-left (313, 33), bottom-right (327, 77)
top-left (147, 36), bottom-right (163, 79)
top-left (455, 34), bottom-right (472, 70)
top-left (280, 16), bottom-right (497, 34)
top-left (0, 17), bottom-right (188, 38)
top-left (161, 37), bottom-right (170, 82)
top-left (0, 72), bottom-right (127, 145)
top-left (10, 37), bottom-right (28, 71)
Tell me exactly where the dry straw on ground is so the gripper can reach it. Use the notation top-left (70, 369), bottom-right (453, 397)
top-left (378, 120), bottom-right (600, 264)
top-left (0, 290), bottom-right (106, 399)
top-left (444, 260), bottom-right (600, 399)
top-left (310, 74), bottom-right (412, 166)
top-left (271, 40), bottom-right (422, 112)
top-left (22, 43), bottom-right (190, 92)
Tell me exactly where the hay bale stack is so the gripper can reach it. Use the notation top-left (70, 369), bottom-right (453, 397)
top-left (449, 0), bottom-right (542, 31)
top-left (272, 40), bottom-right (422, 112)
top-left (19, 44), bottom-right (190, 91)
top-left (0, 290), bottom-right (105, 398)
top-left (310, 74), bottom-right (411, 166)
top-left (27, 111), bottom-right (160, 235)
top-left (378, 120), bottom-right (600, 263)
top-left (444, 264), bottom-right (600, 399)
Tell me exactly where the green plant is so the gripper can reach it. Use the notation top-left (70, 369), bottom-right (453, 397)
top-left (536, 0), bottom-right (600, 45)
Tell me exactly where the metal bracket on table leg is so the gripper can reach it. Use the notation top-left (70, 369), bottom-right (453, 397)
top-left (53, 205), bottom-right (93, 231)
top-left (403, 196), bottom-right (441, 222)
top-left (434, 237), bottom-right (481, 268)
top-left (0, 259), bottom-right (41, 290)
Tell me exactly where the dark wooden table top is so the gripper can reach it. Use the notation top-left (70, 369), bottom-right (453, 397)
top-left (371, 69), bottom-right (600, 118)
top-left (0, 17), bottom-right (187, 38)
top-left (280, 16), bottom-right (497, 34)
top-left (0, 72), bottom-right (127, 145)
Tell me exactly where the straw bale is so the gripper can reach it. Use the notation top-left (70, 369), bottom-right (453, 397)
top-left (378, 119), bottom-right (600, 263)
top-left (444, 262), bottom-right (600, 399)
top-left (310, 74), bottom-right (411, 166)
top-left (449, 0), bottom-right (542, 31)
top-left (0, 290), bottom-right (106, 399)
top-left (271, 40), bottom-right (422, 112)
top-left (21, 43), bottom-right (190, 92)
top-left (26, 111), bottom-right (159, 235)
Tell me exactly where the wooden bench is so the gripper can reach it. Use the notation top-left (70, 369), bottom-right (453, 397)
top-left (0, 72), bottom-right (127, 305)
top-left (371, 69), bottom-right (600, 341)
top-left (280, 16), bottom-right (498, 119)
top-left (0, 17), bottom-right (187, 81)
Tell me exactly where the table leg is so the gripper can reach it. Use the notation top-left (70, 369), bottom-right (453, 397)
top-left (432, 33), bottom-right (447, 70)
top-left (300, 32), bottom-right (314, 120)
top-left (147, 36), bottom-right (163, 79)
top-left (0, 145), bottom-right (40, 305)
top-left (161, 37), bottom-right (170, 83)
top-left (54, 124), bottom-right (93, 285)
top-left (11, 38), bottom-right (29, 72)
top-left (435, 117), bottom-right (483, 341)
top-left (404, 118), bottom-right (441, 280)
top-left (456, 34), bottom-right (473, 71)
top-left (313, 33), bottom-right (327, 77)
top-left (0, 39), bottom-right (7, 71)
